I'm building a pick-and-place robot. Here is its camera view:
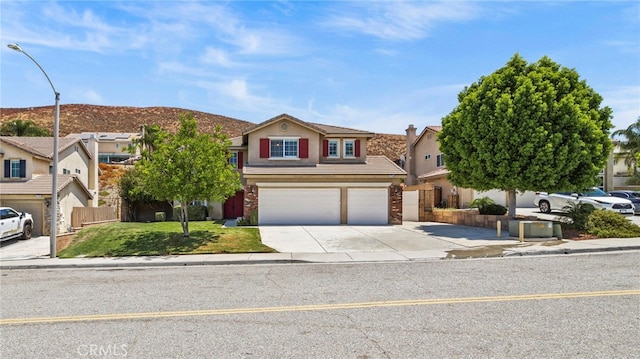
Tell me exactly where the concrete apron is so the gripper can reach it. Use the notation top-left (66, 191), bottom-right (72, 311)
top-left (258, 223), bottom-right (516, 254)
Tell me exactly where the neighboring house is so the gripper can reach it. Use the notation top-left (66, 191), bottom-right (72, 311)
top-left (404, 124), bottom-right (536, 209)
top-left (217, 114), bottom-right (406, 225)
top-left (66, 132), bottom-right (140, 164)
top-left (0, 137), bottom-right (97, 236)
top-left (405, 124), bottom-right (622, 210)
top-left (606, 140), bottom-right (637, 189)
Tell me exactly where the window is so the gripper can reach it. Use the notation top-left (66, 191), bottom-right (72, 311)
top-left (425, 154), bottom-right (431, 160)
top-left (436, 154), bottom-right (445, 167)
top-left (63, 168), bottom-right (71, 175)
top-left (4, 159), bottom-right (26, 178)
top-left (229, 152), bottom-right (238, 168)
top-left (328, 140), bottom-right (339, 158)
top-left (270, 138), bottom-right (298, 158)
top-left (10, 160), bottom-right (21, 178)
top-left (344, 140), bottom-right (355, 158)
top-left (75, 169), bottom-right (81, 174)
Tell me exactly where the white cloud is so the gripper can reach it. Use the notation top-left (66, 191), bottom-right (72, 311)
top-left (601, 85), bottom-right (640, 131)
top-left (324, 1), bottom-right (480, 41)
top-left (201, 47), bottom-right (235, 67)
top-left (82, 90), bottom-right (104, 104)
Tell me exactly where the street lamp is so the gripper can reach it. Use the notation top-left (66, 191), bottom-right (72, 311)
top-left (8, 43), bottom-right (60, 258)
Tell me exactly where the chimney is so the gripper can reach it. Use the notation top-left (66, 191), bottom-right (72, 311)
top-left (405, 124), bottom-right (417, 185)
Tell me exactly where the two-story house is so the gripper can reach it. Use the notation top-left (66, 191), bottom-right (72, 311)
top-left (0, 137), bottom-right (97, 236)
top-left (66, 132), bottom-right (140, 164)
top-left (222, 114), bottom-right (405, 225)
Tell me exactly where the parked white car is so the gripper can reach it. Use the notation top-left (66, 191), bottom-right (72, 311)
top-left (534, 188), bottom-right (634, 215)
top-left (0, 207), bottom-right (33, 241)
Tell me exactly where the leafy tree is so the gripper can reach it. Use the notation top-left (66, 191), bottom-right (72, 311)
top-left (0, 119), bottom-right (51, 136)
top-left (118, 167), bottom-right (155, 222)
top-left (611, 117), bottom-right (640, 174)
top-left (137, 113), bottom-right (241, 237)
top-left (439, 54), bottom-right (613, 218)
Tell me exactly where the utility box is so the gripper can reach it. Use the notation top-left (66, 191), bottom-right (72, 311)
top-left (509, 220), bottom-right (554, 238)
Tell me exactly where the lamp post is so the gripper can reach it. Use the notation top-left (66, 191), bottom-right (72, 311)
top-left (8, 43), bottom-right (60, 258)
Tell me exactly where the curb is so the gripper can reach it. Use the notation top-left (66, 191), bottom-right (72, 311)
top-left (1, 246), bottom-right (639, 269)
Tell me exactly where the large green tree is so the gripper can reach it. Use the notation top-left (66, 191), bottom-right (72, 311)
top-left (137, 113), bottom-right (241, 237)
top-left (438, 54), bottom-right (613, 218)
top-left (612, 117), bottom-right (640, 174)
top-left (0, 119), bottom-right (50, 136)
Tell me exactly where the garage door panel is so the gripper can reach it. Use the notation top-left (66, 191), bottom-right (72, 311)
top-left (259, 188), bottom-right (340, 225)
top-left (347, 188), bottom-right (388, 225)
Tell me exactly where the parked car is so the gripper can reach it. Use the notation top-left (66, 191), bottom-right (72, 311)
top-left (534, 188), bottom-right (634, 215)
top-left (608, 191), bottom-right (640, 215)
top-left (0, 207), bottom-right (33, 241)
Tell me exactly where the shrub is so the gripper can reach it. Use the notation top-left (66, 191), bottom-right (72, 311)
top-left (481, 203), bottom-right (508, 215)
top-left (173, 205), bottom-right (208, 221)
top-left (585, 210), bottom-right (640, 238)
top-left (560, 202), bottom-right (596, 230)
top-left (469, 197), bottom-right (507, 215)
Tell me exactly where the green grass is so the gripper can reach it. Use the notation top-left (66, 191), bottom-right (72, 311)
top-left (58, 221), bottom-right (275, 258)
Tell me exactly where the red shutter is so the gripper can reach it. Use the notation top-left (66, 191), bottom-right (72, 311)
top-left (355, 139), bottom-right (361, 157)
top-left (259, 138), bottom-right (269, 158)
top-left (322, 140), bottom-right (328, 157)
top-left (299, 138), bottom-right (309, 158)
top-left (238, 152), bottom-right (243, 169)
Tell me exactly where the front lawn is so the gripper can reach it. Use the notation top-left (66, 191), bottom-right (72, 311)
top-left (58, 221), bottom-right (274, 258)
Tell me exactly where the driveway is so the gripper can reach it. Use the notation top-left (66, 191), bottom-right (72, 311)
top-left (259, 223), bottom-right (512, 254)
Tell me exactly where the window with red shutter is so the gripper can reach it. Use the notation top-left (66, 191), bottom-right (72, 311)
top-left (259, 138), bottom-right (269, 158)
top-left (355, 139), bottom-right (361, 157)
top-left (322, 140), bottom-right (328, 157)
top-left (299, 138), bottom-right (309, 158)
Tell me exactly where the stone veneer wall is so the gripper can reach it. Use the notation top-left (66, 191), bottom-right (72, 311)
top-left (425, 208), bottom-right (510, 230)
top-left (389, 185), bottom-right (403, 225)
top-left (243, 185), bottom-right (258, 224)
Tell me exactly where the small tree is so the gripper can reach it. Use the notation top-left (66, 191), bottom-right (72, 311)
top-left (138, 113), bottom-right (241, 237)
top-left (439, 54), bottom-right (613, 218)
top-left (1, 119), bottom-right (50, 136)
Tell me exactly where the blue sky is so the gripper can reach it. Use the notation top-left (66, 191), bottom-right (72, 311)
top-left (1, 1), bottom-right (638, 135)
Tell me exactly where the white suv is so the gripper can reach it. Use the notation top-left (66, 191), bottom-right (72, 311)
top-left (0, 207), bottom-right (33, 241)
top-left (534, 188), bottom-right (634, 215)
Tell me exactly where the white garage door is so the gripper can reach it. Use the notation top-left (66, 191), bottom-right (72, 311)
top-left (259, 188), bottom-right (340, 225)
top-left (347, 188), bottom-right (388, 225)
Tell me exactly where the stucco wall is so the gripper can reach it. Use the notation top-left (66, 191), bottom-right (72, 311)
top-left (247, 120), bottom-right (321, 165)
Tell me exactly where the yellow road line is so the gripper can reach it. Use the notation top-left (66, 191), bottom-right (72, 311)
top-left (2, 289), bottom-right (639, 325)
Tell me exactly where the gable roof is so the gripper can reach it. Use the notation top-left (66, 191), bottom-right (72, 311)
top-left (243, 113), bottom-right (374, 138)
top-left (0, 136), bottom-right (92, 159)
top-left (0, 174), bottom-right (94, 198)
top-left (413, 125), bottom-right (442, 147)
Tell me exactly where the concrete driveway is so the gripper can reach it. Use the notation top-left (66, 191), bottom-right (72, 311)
top-left (259, 222), bottom-right (509, 254)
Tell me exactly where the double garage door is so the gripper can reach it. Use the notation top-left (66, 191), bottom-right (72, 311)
top-left (258, 187), bottom-right (388, 225)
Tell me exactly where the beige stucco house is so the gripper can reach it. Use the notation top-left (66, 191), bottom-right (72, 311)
top-left (67, 132), bottom-right (140, 163)
top-left (0, 137), bottom-right (97, 236)
top-left (405, 124), bottom-right (624, 211)
top-left (220, 114), bottom-right (405, 225)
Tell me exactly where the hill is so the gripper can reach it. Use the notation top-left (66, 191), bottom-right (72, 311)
top-left (0, 104), bottom-right (406, 162)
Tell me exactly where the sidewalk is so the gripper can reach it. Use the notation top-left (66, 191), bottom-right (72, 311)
top-left (1, 223), bottom-right (639, 269)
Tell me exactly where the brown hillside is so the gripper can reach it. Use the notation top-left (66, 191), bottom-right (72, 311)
top-left (0, 104), bottom-right (406, 162)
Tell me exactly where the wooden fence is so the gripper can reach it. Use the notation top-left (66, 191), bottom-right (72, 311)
top-left (71, 207), bottom-right (118, 228)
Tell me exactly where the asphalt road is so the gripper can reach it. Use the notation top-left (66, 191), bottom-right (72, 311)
top-left (2, 252), bottom-right (639, 358)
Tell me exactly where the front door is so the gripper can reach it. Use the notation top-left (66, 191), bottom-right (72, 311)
top-left (223, 191), bottom-right (244, 219)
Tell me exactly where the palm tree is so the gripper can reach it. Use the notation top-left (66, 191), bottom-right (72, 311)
top-left (0, 119), bottom-right (50, 136)
top-left (612, 117), bottom-right (640, 174)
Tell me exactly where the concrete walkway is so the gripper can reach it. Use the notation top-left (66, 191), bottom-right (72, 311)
top-left (1, 222), bottom-right (639, 269)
